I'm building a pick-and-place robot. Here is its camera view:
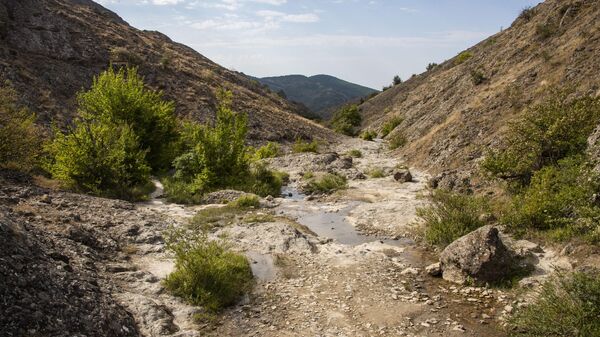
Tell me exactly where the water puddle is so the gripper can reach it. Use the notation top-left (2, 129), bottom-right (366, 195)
top-left (281, 187), bottom-right (412, 248)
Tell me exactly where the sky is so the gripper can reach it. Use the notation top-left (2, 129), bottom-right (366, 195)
top-left (94, 0), bottom-right (542, 89)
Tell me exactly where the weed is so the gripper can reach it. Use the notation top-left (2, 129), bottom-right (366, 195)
top-left (292, 139), bottom-right (319, 153)
top-left (455, 51), bottom-right (473, 65)
top-left (380, 116), bottom-right (403, 138)
top-left (347, 149), bottom-right (362, 158)
top-left (304, 172), bottom-right (348, 194)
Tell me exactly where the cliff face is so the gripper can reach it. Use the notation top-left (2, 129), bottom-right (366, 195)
top-left (360, 0), bottom-right (600, 177)
top-left (0, 0), bottom-right (335, 142)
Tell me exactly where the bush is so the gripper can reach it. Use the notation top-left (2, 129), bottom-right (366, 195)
top-left (0, 85), bottom-right (42, 170)
top-left (455, 51), bottom-right (473, 65)
top-left (388, 132), bottom-right (407, 150)
top-left (366, 167), bottom-right (385, 178)
top-left (347, 149), bottom-right (362, 158)
top-left (426, 63), bottom-right (438, 71)
top-left (253, 142), bottom-right (280, 160)
top-left (163, 231), bottom-right (253, 312)
top-left (470, 69), bottom-right (487, 85)
top-left (46, 121), bottom-right (151, 200)
top-left (230, 194), bottom-right (260, 208)
top-left (417, 190), bottom-right (490, 247)
top-left (331, 104), bottom-right (362, 136)
top-left (393, 75), bottom-right (402, 86)
top-left (482, 92), bottom-right (600, 186)
top-left (292, 138), bottom-right (319, 153)
top-left (360, 130), bottom-right (377, 141)
top-left (380, 116), bottom-right (403, 138)
top-left (508, 271), bottom-right (600, 337)
top-left (77, 66), bottom-right (178, 171)
top-left (502, 156), bottom-right (600, 239)
top-left (518, 7), bottom-right (536, 22)
top-left (536, 21), bottom-right (558, 40)
top-left (304, 172), bottom-right (348, 194)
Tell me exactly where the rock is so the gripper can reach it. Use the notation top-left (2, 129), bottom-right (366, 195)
top-left (425, 263), bottom-right (442, 277)
top-left (393, 169), bottom-right (412, 183)
top-left (336, 156), bottom-right (353, 169)
top-left (440, 226), bottom-right (523, 285)
top-left (400, 267), bottom-right (420, 275)
top-left (350, 171), bottom-right (367, 180)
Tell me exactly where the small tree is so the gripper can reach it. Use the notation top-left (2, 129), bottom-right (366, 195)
top-left (0, 85), bottom-right (42, 170)
top-left (393, 75), bottom-right (402, 86)
top-left (330, 104), bottom-right (362, 136)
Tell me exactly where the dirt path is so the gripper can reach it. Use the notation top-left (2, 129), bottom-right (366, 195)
top-left (114, 138), bottom-right (511, 337)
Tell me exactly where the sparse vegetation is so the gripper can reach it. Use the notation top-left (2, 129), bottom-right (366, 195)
top-left (346, 149), bottom-right (362, 158)
top-left (330, 104), bottom-right (362, 136)
top-left (387, 132), bottom-right (407, 150)
top-left (110, 47), bottom-right (143, 66)
top-left (304, 172), bottom-right (348, 194)
top-left (380, 116), bottom-right (403, 138)
top-left (0, 84), bottom-right (42, 171)
top-left (536, 21), bottom-right (558, 40)
top-left (426, 63), bottom-right (438, 71)
top-left (253, 141), bottom-right (280, 160)
top-left (470, 69), bottom-right (487, 85)
top-left (518, 7), bottom-right (536, 22)
top-left (366, 167), bottom-right (386, 178)
top-left (393, 75), bottom-right (402, 86)
top-left (292, 138), bottom-right (319, 153)
top-left (455, 51), bottom-right (473, 65)
top-left (360, 129), bottom-right (377, 141)
top-left (508, 271), bottom-right (600, 337)
top-left (417, 190), bottom-right (490, 247)
top-left (229, 194), bottom-right (260, 208)
top-left (163, 230), bottom-right (253, 312)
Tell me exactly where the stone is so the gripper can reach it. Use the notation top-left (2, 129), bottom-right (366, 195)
top-left (440, 226), bottom-right (523, 285)
top-left (393, 169), bottom-right (412, 183)
top-left (425, 263), bottom-right (442, 277)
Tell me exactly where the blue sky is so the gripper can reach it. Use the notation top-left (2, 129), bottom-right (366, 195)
top-left (95, 0), bottom-right (541, 89)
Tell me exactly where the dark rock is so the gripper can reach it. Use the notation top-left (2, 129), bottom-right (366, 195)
top-left (393, 169), bottom-right (412, 182)
top-left (440, 225), bottom-right (523, 285)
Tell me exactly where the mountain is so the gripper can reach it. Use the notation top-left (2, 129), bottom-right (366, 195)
top-left (360, 0), bottom-right (600, 186)
top-left (255, 74), bottom-right (378, 119)
top-left (0, 0), bottom-right (335, 142)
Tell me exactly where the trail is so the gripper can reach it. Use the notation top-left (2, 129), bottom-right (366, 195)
top-left (112, 138), bottom-right (510, 337)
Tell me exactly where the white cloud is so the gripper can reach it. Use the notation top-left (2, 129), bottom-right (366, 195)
top-left (152, 0), bottom-right (184, 5)
top-left (281, 13), bottom-right (319, 23)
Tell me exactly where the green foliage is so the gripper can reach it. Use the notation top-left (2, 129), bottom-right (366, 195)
top-left (518, 7), bottom-right (536, 22)
top-left (292, 138), bottom-right (319, 153)
top-left (163, 230), bottom-right (253, 312)
top-left (0, 85), bottom-right (42, 170)
top-left (455, 51), bottom-right (473, 65)
top-left (360, 130), bottom-right (377, 141)
top-left (388, 132), bottom-right (407, 150)
top-left (393, 75), bottom-right (402, 86)
top-left (417, 190), bottom-right (490, 247)
top-left (426, 63), bottom-right (438, 71)
top-left (229, 194), bottom-right (260, 208)
top-left (470, 69), bottom-right (487, 85)
top-left (304, 172), bottom-right (348, 194)
top-left (509, 271), bottom-right (600, 337)
top-left (253, 142), bottom-right (280, 160)
top-left (78, 66), bottom-right (178, 171)
top-left (482, 92), bottom-right (600, 186)
top-left (366, 167), bottom-right (386, 178)
top-left (380, 116), bottom-right (403, 138)
top-left (331, 104), bottom-right (362, 136)
top-left (46, 121), bottom-right (151, 200)
top-left (502, 156), bottom-right (600, 240)
top-left (347, 149), bottom-right (362, 158)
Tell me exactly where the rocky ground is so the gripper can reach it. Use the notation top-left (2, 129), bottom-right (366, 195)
top-left (0, 138), bottom-right (581, 337)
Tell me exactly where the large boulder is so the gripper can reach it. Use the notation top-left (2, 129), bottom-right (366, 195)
top-left (393, 169), bottom-right (412, 182)
top-left (440, 225), bottom-right (524, 285)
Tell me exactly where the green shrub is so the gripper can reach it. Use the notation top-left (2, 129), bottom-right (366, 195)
top-left (46, 121), bottom-right (151, 200)
top-left (380, 116), bottom-right (403, 138)
top-left (426, 63), bottom-right (438, 71)
top-left (304, 172), bottom-right (348, 194)
top-left (230, 194), bottom-right (260, 208)
top-left (470, 69), bottom-right (487, 85)
top-left (347, 149), bottom-right (362, 158)
top-left (163, 231), bottom-right (253, 312)
top-left (388, 132), bottom-right (407, 150)
top-left (292, 138), bottom-right (319, 153)
top-left (509, 271), bottom-right (600, 337)
top-left (0, 85), bottom-right (42, 170)
top-left (360, 130), bottom-right (377, 141)
top-left (162, 176), bottom-right (203, 204)
top-left (482, 92), bottom-right (600, 186)
top-left (253, 142), bottom-right (280, 160)
top-left (536, 21), bottom-right (558, 40)
top-left (366, 167), bottom-right (386, 178)
top-left (502, 156), bottom-right (600, 239)
top-left (518, 7), bottom-right (536, 22)
top-left (393, 75), bottom-right (402, 86)
top-left (417, 190), bottom-right (490, 247)
top-left (331, 104), bottom-right (362, 136)
top-left (455, 51), bottom-right (473, 65)
top-left (77, 66), bottom-right (178, 171)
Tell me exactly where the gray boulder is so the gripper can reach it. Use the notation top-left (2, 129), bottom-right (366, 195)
top-left (440, 225), bottom-right (523, 285)
top-left (393, 169), bottom-right (412, 182)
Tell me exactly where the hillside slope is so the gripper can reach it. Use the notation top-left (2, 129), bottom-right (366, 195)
top-left (0, 0), bottom-right (334, 142)
top-left (360, 0), bottom-right (600, 184)
top-left (257, 74), bottom-right (377, 119)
